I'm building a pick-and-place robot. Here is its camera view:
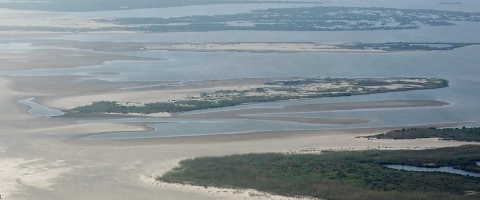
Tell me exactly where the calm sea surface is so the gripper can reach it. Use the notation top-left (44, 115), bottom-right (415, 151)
top-left (2, 2), bottom-right (479, 138)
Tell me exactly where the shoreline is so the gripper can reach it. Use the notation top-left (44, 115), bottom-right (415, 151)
top-left (64, 77), bottom-right (449, 114)
top-left (0, 31), bottom-right (477, 200)
top-left (0, 72), bottom-right (477, 200)
top-left (134, 123), bottom-right (476, 200)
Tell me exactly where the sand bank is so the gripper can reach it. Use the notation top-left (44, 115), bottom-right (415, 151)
top-left (144, 42), bottom-right (384, 53)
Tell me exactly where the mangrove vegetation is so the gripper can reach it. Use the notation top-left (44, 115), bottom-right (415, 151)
top-left (158, 145), bottom-right (480, 200)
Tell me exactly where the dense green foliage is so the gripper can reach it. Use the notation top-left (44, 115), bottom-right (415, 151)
top-left (73, 97), bottom-right (287, 114)
top-left (369, 127), bottom-right (480, 142)
top-left (72, 78), bottom-right (448, 114)
top-left (159, 146), bottom-right (480, 200)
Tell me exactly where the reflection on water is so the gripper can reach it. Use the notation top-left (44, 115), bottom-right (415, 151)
top-left (385, 165), bottom-right (480, 177)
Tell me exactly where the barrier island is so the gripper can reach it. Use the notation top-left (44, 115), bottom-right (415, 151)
top-left (72, 77), bottom-right (448, 114)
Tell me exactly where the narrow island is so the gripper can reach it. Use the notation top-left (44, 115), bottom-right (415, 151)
top-left (143, 42), bottom-right (478, 53)
top-left (158, 145), bottom-right (480, 200)
top-left (366, 127), bottom-right (480, 142)
top-left (71, 77), bottom-right (449, 115)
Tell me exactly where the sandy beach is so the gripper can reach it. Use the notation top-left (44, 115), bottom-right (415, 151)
top-left (0, 32), bottom-right (477, 200)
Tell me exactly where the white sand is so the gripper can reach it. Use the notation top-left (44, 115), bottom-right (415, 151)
top-left (0, 158), bottom-right (71, 198)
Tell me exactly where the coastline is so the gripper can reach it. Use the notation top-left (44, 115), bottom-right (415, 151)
top-left (132, 123), bottom-right (475, 200)
top-left (0, 70), bottom-right (476, 200)
top-left (0, 29), bottom-right (478, 200)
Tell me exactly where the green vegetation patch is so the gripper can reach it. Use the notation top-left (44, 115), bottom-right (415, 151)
top-left (368, 127), bottom-right (480, 142)
top-left (72, 77), bottom-right (449, 114)
top-left (158, 146), bottom-right (480, 200)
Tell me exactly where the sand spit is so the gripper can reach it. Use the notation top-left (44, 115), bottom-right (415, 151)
top-left (0, 40), bottom-right (385, 53)
top-left (144, 42), bottom-right (384, 53)
top-left (0, 40), bottom-right (384, 53)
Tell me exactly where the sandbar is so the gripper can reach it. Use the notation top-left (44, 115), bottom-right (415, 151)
top-left (143, 42), bottom-right (385, 53)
